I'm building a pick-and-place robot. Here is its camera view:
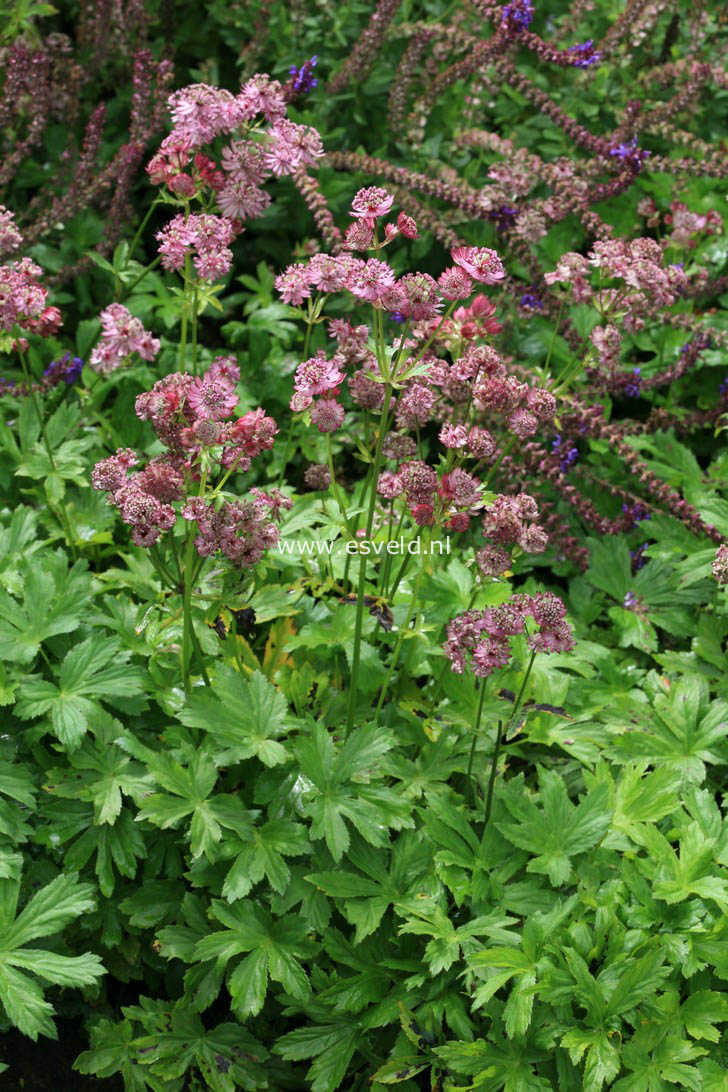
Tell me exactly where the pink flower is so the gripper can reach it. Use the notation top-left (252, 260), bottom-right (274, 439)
top-left (237, 74), bottom-right (287, 123)
top-left (451, 246), bottom-right (505, 284)
top-left (438, 266), bottom-right (473, 300)
top-left (310, 398), bottom-right (345, 432)
top-left (167, 84), bottom-right (242, 147)
top-left (0, 258), bottom-right (47, 332)
top-left (90, 303), bottom-right (160, 375)
top-left (0, 206), bottom-right (22, 254)
top-left (294, 351), bottom-right (345, 397)
top-left (275, 263), bottom-right (312, 305)
top-left (397, 211), bottom-right (418, 239)
top-left (231, 408), bottom-right (279, 456)
top-left (265, 119), bottom-right (324, 176)
top-left (351, 186), bottom-right (395, 221)
top-left (440, 423), bottom-right (468, 449)
top-left (349, 258), bottom-right (396, 303)
top-left (156, 214), bottom-right (234, 281)
top-left (217, 179), bottom-right (271, 221)
top-left (187, 373), bottom-right (238, 421)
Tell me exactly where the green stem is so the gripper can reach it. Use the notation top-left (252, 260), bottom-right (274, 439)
top-left (373, 536), bottom-right (429, 723)
top-left (179, 252), bottom-right (191, 373)
top-left (182, 467), bottom-right (208, 693)
top-left (345, 353), bottom-right (393, 736)
top-left (466, 681), bottom-right (488, 806)
top-left (191, 281), bottom-right (199, 374)
top-left (121, 255), bottom-right (161, 300)
top-left (326, 435), bottom-right (352, 536)
top-left (17, 343), bottom-right (76, 555)
top-left (483, 650), bottom-right (536, 826)
top-left (127, 199), bottom-right (159, 261)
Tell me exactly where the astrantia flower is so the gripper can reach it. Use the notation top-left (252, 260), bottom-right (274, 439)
top-left (712, 544), bottom-right (728, 586)
top-left (349, 259), bottom-right (396, 304)
top-left (0, 258), bottom-right (50, 332)
top-left (310, 398), bottom-right (345, 433)
top-left (230, 408), bottom-right (279, 456)
top-left (217, 179), bottom-right (271, 221)
top-left (351, 186), bottom-right (395, 221)
top-left (156, 213), bottom-right (234, 281)
top-left (294, 351), bottom-right (345, 397)
top-left (187, 372), bottom-right (238, 421)
top-left (304, 463), bottom-right (330, 490)
top-left (438, 266), bottom-right (474, 300)
top-left (275, 263), bottom-right (312, 305)
top-left (451, 246), bottom-right (505, 284)
top-left (167, 84), bottom-right (242, 146)
top-left (0, 206), bottom-right (22, 254)
top-left (265, 119), bottom-right (324, 176)
top-left (90, 303), bottom-right (160, 375)
top-left (392, 273), bottom-right (441, 320)
top-left (237, 73), bottom-right (287, 123)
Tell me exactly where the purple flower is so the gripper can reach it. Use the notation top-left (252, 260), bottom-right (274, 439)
top-left (501, 0), bottom-right (534, 29)
top-left (552, 434), bottom-right (578, 473)
top-left (520, 292), bottom-right (543, 310)
top-left (288, 56), bottom-right (319, 95)
top-left (567, 40), bottom-right (602, 68)
top-left (43, 354), bottom-right (84, 385)
top-left (623, 367), bottom-right (642, 398)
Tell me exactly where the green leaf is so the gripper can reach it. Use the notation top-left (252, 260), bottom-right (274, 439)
top-left (498, 769), bottom-right (612, 886)
top-left (179, 667), bottom-right (290, 766)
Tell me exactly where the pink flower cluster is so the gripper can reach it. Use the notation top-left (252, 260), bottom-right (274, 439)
top-left (92, 357), bottom-right (282, 563)
top-left (275, 205), bottom-right (502, 321)
top-left (149, 74), bottom-right (323, 241)
top-left (156, 213), bottom-right (235, 281)
top-left (664, 201), bottom-right (722, 249)
top-left (0, 258), bottom-right (61, 336)
top-left (444, 591), bottom-right (574, 677)
top-left (482, 493), bottom-right (548, 554)
top-left (181, 492), bottom-right (289, 567)
top-left (91, 449), bottom-right (179, 547)
top-left (134, 356), bottom-right (277, 460)
top-left (545, 237), bottom-right (690, 325)
top-left (0, 206), bottom-right (22, 255)
top-left (90, 304), bottom-right (160, 374)
top-left (713, 544), bottom-right (728, 586)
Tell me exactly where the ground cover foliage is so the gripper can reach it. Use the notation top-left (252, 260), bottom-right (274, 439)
top-left (1, 0), bottom-right (728, 1088)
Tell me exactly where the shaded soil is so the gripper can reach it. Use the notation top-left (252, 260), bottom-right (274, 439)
top-left (0, 1025), bottom-right (122, 1091)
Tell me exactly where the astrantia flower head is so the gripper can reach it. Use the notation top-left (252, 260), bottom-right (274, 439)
top-left (265, 118), bottom-right (324, 176)
top-left (0, 206), bottom-right (22, 254)
top-left (310, 398), bottom-right (345, 433)
top-left (90, 303), bottom-right (160, 375)
top-left (237, 73), bottom-right (287, 123)
top-left (351, 187), bottom-right (395, 221)
top-left (167, 84), bottom-right (242, 147)
top-left (275, 263), bottom-right (312, 305)
top-left (156, 213), bottom-right (235, 281)
top-left (0, 257), bottom-right (51, 333)
top-left (294, 351), bottom-right (345, 397)
top-left (438, 266), bottom-right (474, 300)
top-left (451, 246), bottom-right (506, 284)
top-left (187, 371), bottom-right (238, 421)
top-left (390, 273), bottom-right (441, 321)
top-left (712, 544), bottom-right (728, 586)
